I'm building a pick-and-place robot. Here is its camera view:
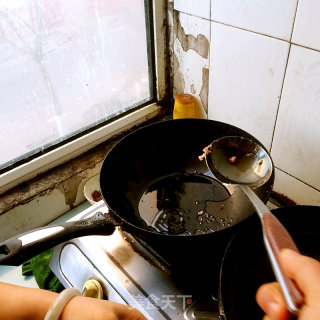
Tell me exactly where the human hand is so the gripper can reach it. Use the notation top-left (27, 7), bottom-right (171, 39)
top-left (256, 248), bottom-right (320, 320)
top-left (61, 296), bottom-right (148, 320)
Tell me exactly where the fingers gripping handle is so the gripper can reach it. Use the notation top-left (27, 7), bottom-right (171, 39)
top-left (262, 213), bottom-right (304, 315)
top-left (0, 212), bottom-right (115, 266)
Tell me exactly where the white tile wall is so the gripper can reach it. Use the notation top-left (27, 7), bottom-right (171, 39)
top-left (292, 0), bottom-right (320, 51)
top-left (271, 45), bottom-right (320, 190)
top-left (274, 169), bottom-right (320, 206)
top-left (174, 0), bottom-right (210, 20)
top-left (208, 22), bottom-right (289, 149)
top-left (211, 0), bottom-right (297, 40)
top-left (172, 0), bottom-right (320, 204)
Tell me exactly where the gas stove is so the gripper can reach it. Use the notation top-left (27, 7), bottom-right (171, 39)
top-left (50, 201), bottom-right (225, 320)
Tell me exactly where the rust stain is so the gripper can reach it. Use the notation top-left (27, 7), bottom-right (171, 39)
top-left (105, 229), bottom-right (134, 266)
top-left (118, 229), bottom-right (171, 274)
top-left (199, 67), bottom-right (209, 114)
top-left (271, 191), bottom-right (297, 207)
top-left (174, 11), bottom-right (209, 59)
top-left (109, 243), bottom-right (134, 266)
top-left (61, 175), bottom-right (82, 209)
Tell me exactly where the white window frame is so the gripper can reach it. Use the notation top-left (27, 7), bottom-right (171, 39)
top-left (0, 0), bottom-right (167, 194)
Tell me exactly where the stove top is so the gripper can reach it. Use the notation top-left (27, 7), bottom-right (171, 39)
top-left (50, 202), bottom-right (225, 320)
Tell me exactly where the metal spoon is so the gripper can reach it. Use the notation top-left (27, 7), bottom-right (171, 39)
top-left (205, 136), bottom-right (303, 315)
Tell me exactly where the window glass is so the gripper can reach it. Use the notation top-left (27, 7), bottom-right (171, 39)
top-left (0, 0), bottom-right (152, 170)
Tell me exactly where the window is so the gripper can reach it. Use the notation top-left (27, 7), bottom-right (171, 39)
top-left (0, 0), bottom-right (156, 173)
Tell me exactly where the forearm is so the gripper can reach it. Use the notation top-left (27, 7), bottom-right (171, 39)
top-left (0, 282), bottom-right (147, 320)
top-left (0, 282), bottom-right (58, 320)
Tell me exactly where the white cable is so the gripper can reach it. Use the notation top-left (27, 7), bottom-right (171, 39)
top-left (44, 288), bottom-right (81, 320)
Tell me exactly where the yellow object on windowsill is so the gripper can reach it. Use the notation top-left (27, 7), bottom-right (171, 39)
top-left (173, 94), bottom-right (204, 119)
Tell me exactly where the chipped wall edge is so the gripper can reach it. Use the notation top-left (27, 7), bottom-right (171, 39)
top-left (0, 111), bottom-right (170, 241)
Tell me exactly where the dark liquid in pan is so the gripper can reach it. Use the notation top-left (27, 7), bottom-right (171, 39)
top-left (138, 173), bottom-right (231, 236)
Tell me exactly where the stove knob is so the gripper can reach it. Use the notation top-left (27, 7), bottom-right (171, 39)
top-left (82, 279), bottom-right (104, 299)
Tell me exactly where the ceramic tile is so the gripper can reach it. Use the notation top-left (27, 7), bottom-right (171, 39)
top-left (208, 22), bottom-right (289, 149)
top-left (211, 0), bottom-right (297, 40)
top-left (174, 0), bottom-right (210, 20)
top-left (176, 10), bottom-right (211, 38)
top-left (271, 45), bottom-right (320, 190)
top-left (173, 12), bottom-right (210, 114)
top-left (292, 0), bottom-right (320, 51)
top-left (273, 169), bottom-right (320, 206)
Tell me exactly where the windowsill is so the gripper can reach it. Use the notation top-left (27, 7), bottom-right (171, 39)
top-left (0, 109), bottom-right (172, 242)
top-left (0, 201), bottom-right (91, 287)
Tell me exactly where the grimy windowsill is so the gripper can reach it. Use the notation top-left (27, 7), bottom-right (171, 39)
top-left (0, 112), bottom-right (171, 242)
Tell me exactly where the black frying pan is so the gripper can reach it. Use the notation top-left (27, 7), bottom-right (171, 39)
top-left (220, 205), bottom-right (320, 319)
top-left (0, 119), bottom-right (274, 266)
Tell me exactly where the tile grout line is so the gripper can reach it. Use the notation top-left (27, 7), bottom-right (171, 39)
top-left (175, 7), bottom-right (320, 55)
top-left (174, 10), bottom-right (290, 43)
top-left (275, 167), bottom-right (320, 192)
top-left (269, 0), bottom-right (300, 153)
top-left (207, 0), bottom-right (212, 119)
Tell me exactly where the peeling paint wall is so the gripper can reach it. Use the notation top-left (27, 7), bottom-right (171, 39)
top-left (0, 147), bottom-right (104, 241)
top-left (0, 143), bottom-right (107, 215)
top-left (174, 12), bottom-right (209, 59)
top-left (199, 67), bottom-right (209, 114)
top-left (172, 10), bottom-right (210, 115)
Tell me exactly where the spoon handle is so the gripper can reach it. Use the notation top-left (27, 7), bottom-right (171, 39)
top-left (240, 185), bottom-right (304, 315)
top-left (262, 212), bottom-right (304, 314)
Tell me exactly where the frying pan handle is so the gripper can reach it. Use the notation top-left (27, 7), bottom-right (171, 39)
top-left (262, 213), bottom-right (304, 315)
top-left (0, 212), bottom-right (116, 266)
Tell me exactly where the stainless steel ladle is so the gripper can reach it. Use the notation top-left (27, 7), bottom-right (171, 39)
top-left (205, 136), bottom-right (303, 315)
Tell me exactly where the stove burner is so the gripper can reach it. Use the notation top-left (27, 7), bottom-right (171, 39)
top-left (50, 192), bottom-right (284, 319)
top-left (50, 202), bottom-right (225, 320)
